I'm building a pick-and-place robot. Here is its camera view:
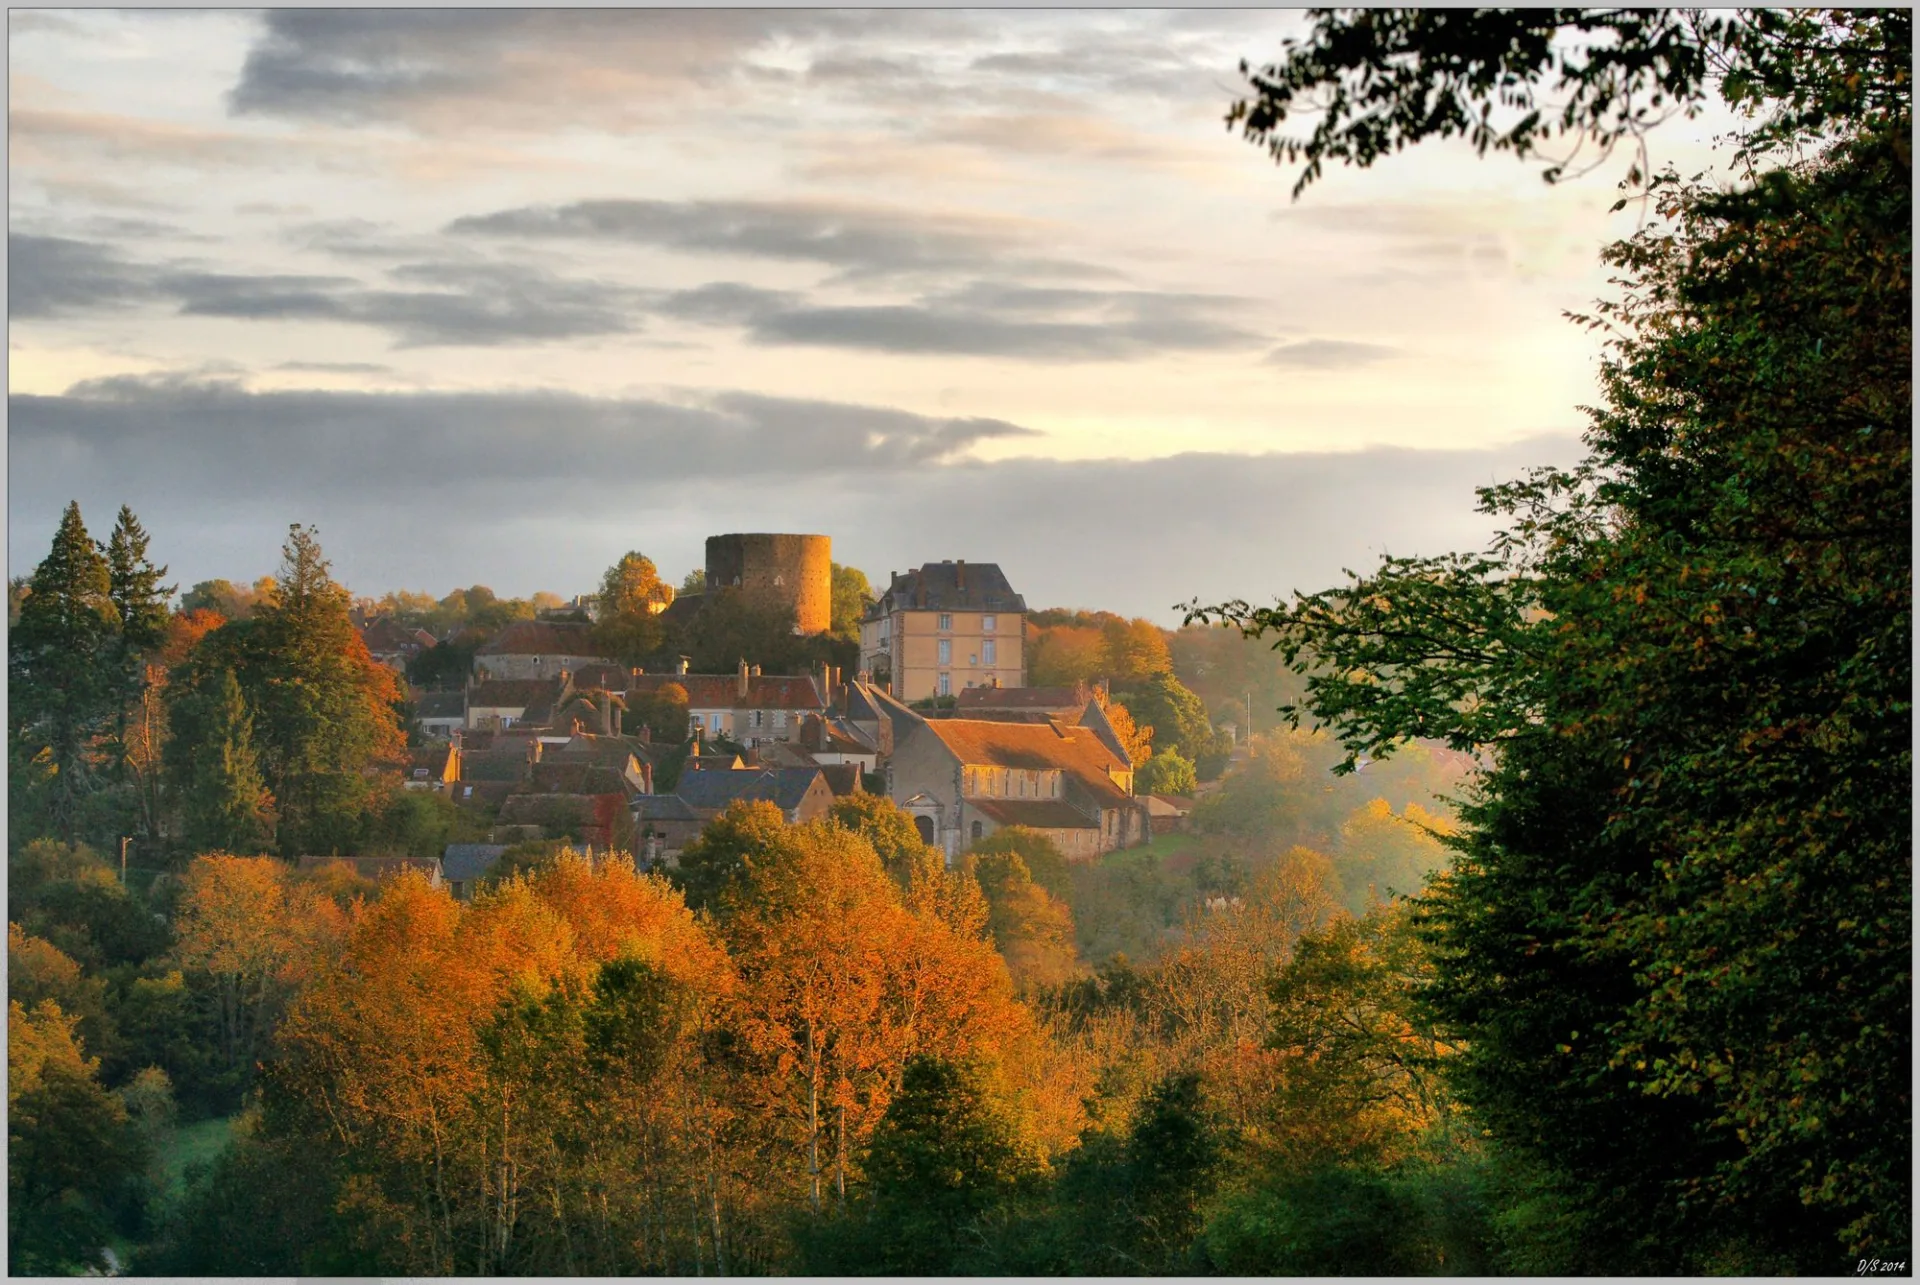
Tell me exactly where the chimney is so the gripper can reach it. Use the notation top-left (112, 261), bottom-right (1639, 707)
top-left (676, 655), bottom-right (690, 675)
top-left (737, 658), bottom-right (750, 699)
top-left (750, 663), bottom-right (762, 678)
top-left (601, 696), bottom-right (614, 737)
top-left (956, 559), bottom-right (965, 591)
top-left (636, 722), bottom-right (651, 745)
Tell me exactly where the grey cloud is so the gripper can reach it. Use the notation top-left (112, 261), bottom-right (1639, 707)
top-left (447, 197), bottom-right (1109, 284)
top-left (655, 282), bottom-right (805, 326)
top-left (9, 234), bottom-right (161, 317)
top-left (10, 234), bottom-right (648, 347)
top-left (274, 361), bottom-right (394, 374)
top-left (1265, 340), bottom-right (1402, 370)
top-left (228, 9), bottom-right (891, 126)
top-left (9, 375), bottom-right (1581, 623)
top-left (748, 286), bottom-right (1264, 361)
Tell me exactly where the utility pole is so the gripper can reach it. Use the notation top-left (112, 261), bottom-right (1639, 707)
top-left (120, 835), bottom-right (130, 886)
top-left (1245, 690), bottom-right (1252, 745)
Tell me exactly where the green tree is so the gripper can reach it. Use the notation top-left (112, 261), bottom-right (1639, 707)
top-left (10, 502), bottom-right (120, 843)
top-left (673, 799), bottom-right (792, 914)
top-left (823, 1054), bottom-right (1043, 1274)
top-left (228, 526), bottom-right (405, 855)
top-left (961, 848), bottom-right (1081, 992)
top-left (1135, 747), bottom-right (1198, 798)
top-left (1201, 9), bottom-right (1910, 1270)
top-left (164, 666), bottom-right (276, 856)
top-left (829, 562), bottom-right (872, 641)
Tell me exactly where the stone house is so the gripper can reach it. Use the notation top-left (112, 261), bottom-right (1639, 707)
top-left (475, 620), bottom-right (610, 681)
top-left (886, 715), bottom-right (1149, 861)
top-left (859, 560), bottom-right (1027, 700)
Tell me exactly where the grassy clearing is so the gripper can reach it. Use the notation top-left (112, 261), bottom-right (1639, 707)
top-left (156, 1116), bottom-right (235, 1199)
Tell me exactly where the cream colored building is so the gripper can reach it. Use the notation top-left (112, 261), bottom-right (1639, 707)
top-left (860, 560), bottom-right (1026, 702)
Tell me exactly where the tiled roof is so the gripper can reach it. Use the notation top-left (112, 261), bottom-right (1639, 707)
top-left (569, 662), bottom-right (632, 691)
top-left (956, 685), bottom-right (1089, 711)
top-left (468, 678), bottom-right (563, 710)
top-left (477, 620), bottom-right (604, 658)
top-left (359, 616), bottom-right (429, 655)
top-left (627, 672), bottom-right (825, 711)
top-left (818, 763), bottom-right (865, 798)
top-left (921, 718), bottom-right (1131, 805)
top-left (676, 767), bottom-right (827, 814)
top-left (969, 799), bottom-right (1097, 830)
top-left (442, 843), bottom-right (508, 882)
top-left (871, 561), bottom-right (1026, 617)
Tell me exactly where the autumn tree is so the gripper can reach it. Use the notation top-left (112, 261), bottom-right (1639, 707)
top-left (592, 550), bottom-right (672, 666)
top-left (829, 563), bottom-right (873, 641)
top-left (1136, 747), bottom-right (1199, 798)
top-left (962, 848), bottom-right (1082, 993)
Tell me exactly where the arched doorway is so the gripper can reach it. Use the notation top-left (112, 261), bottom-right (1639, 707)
top-left (914, 815), bottom-right (935, 844)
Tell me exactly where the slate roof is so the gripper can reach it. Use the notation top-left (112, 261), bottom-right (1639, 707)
top-left (921, 718), bottom-right (1132, 805)
top-left (416, 690), bottom-right (466, 720)
top-left (633, 794), bottom-right (701, 822)
top-left (843, 681), bottom-right (884, 724)
top-left (870, 561), bottom-right (1026, 618)
top-left (531, 761), bottom-right (631, 796)
top-left (442, 843), bottom-right (509, 883)
top-left (477, 620), bottom-right (604, 658)
top-left (460, 749), bottom-right (532, 783)
top-left (468, 678), bottom-right (564, 710)
top-left (818, 763), bottom-right (865, 798)
top-left (675, 767), bottom-right (828, 815)
top-left (969, 799), bottom-right (1097, 830)
top-left (569, 662), bottom-right (632, 691)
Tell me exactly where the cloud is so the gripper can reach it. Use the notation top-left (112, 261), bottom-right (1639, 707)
top-left (273, 360), bottom-right (394, 374)
top-left (9, 234), bottom-right (161, 316)
top-left (8, 234), bottom-right (651, 347)
top-left (1264, 339), bottom-right (1402, 370)
top-left (226, 9), bottom-right (888, 129)
top-left (746, 293), bottom-right (1262, 361)
top-left (8, 374), bottom-right (1582, 622)
top-left (447, 197), bottom-right (1107, 284)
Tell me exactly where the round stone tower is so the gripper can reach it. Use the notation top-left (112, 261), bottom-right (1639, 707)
top-left (705, 532), bottom-right (832, 635)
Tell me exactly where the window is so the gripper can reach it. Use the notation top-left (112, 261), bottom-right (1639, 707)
top-left (938, 673), bottom-right (951, 696)
top-left (971, 821), bottom-right (984, 842)
top-left (938, 639), bottom-right (952, 664)
top-left (775, 711), bottom-right (787, 731)
top-left (982, 614), bottom-right (996, 632)
top-left (983, 639), bottom-right (996, 665)
top-left (938, 613), bottom-right (952, 631)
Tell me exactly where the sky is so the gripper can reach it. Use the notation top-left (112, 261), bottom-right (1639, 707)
top-left (8, 9), bottom-right (1732, 623)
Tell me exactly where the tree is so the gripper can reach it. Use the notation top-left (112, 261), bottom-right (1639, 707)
top-left (164, 667), bottom-right (276, 856)
top-left (675, 586), bottom-right (804, 674)
top-left (1229, 10), bottom-right (1909, 197)
top-left (1097, 617), bottom-right (1173, 690)
top-left (103, 505), bottom-right (173, 653)
top-left (829, 563), bottom-right (872, 641)
top-left (1120, 670), bottom-right (1212, 758)
top-left (228, 526), bottom-right (405, 854)
top-left (592, 551), bottom-right (672, 667)
top-left (1099, 698), bottom-right (1154, 767)
top-left (962, 848), bottom-right (1082, 992)
top-left (9, 998), bottom-right (150, 1274)
top-left (673, 799), bottom-right (793, 914)
top-left (1136, 747), bottom-right (1199, 798)
top-left (820, 1054), bottom-right (1043, 1274)
top-left (1201, 9), bottom-right (1910, 1270)
top-left (10, 502), bottom-right (119, 842)
top-left (627, 680), bottom-right (690, 744)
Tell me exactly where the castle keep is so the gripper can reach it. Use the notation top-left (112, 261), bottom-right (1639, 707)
top-left (705, 532), bottom-right (832, 635)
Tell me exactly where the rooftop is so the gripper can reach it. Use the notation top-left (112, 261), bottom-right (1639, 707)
top-left (869, 561), bottom-right (1026, 618)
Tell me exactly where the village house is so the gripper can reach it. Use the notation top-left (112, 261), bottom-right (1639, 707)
top-left (673, 765), bottom-right (837, 824)
top-left (474, 620), bottom-right (610, 681)
top-left (625, 659), bottom-right (831, 748)
top-left (886, 713), bottom-right (1149, 861)
top-left (415, 689), bottom-right (466, 739)
top-left (860, 560), bottom-right (1027, 701)
top-left (441, 843), bottom-right (508, 902)
top-left (355, 615), bottom-right (438, 673)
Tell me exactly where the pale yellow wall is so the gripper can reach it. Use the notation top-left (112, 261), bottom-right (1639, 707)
top-left (884, 609), bottom-right (1025, 700)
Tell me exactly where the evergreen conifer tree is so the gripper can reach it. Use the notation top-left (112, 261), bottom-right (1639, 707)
top-left (10, 502), bottom-right (119, 841)
top-left (165, 667), bottom-right (275, 855)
